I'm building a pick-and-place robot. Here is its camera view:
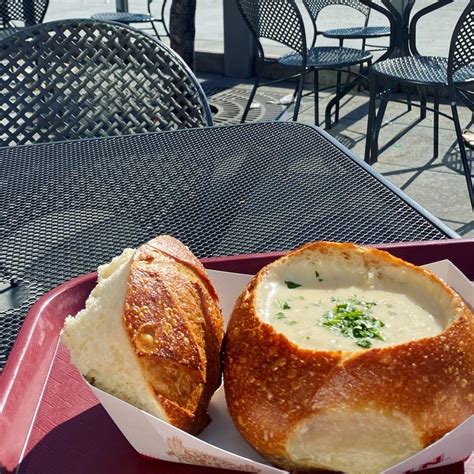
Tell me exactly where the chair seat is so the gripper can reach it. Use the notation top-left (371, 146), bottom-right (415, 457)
top-left (322, 26), bottom-right (390, 40)
top-left (91, 12), bottom-right (154, 23)
top-left (372, 56), bottom-right (474, 86)
top-left (279, 46), bottom-right (372, 69)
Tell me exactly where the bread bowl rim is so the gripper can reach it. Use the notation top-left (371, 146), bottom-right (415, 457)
top-left (245, 240), bottom-right (469, 355)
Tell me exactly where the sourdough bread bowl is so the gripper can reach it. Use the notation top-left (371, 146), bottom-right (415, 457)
top-left (223, 241), bottom-right (473, 474)
top-left (61, 235), bottom-right (224, 435)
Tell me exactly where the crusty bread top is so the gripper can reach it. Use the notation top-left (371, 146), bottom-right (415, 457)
top-left (123, 235), bottom-right (224, 433)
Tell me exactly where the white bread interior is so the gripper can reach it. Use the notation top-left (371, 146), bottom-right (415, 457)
top-left (61, 248), bottom-right (168, 421)
top-left (287, 409), bottom-right (421, 474)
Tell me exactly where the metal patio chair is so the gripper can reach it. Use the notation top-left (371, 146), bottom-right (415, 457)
top-left (91, 0), bottom-right (169, 40)
top-left (235, 0), bottom-right (372, 125)
top-left (365, 1), bottom-right (474, 207)
top-left (0, 0), bottom-right (48, 39)
top-left (0, 19), bottom-right (212, 147)
top-left (304, 0), bottom-right (390, 49)
top-left (303, 0), bottom-right (390, 123)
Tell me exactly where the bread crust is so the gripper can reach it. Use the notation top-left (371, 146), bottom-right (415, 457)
top-left (224, 241), bottom-right (474, 470)
top-left (123, 235), bottom-right (224, 434)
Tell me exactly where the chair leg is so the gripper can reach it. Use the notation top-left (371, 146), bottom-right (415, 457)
top-left (150, 21), bottom-right (162, 41)
top-left (293, 70), bottom-right (306, 122)
top-left (241, 78), bottom-right (260, 123)
top-left (406, 88), bottom-right (412, 112)
top-left (335, 70), bottom-right (342, 123)
top-left (335, 38), bottom-right (343, 123)
top-left (418, 87), bottom-right (427, 120)
top-left (371, 90), bottom-right (389, 164)
top-left (314, 68), bottom-right (319, 125)
top-left (433, 88), bottom-right (439, 158)
top-left (365, 74), bottom-right (377, 164)
top-left (451, 101), bottom-right (474, 208)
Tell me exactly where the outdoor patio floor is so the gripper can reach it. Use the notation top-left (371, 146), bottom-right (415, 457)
top-left (202, 75), bottom-right (474, 238)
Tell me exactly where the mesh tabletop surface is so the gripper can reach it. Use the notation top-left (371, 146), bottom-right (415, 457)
top-left (0, 122), bottom-right (451, 369)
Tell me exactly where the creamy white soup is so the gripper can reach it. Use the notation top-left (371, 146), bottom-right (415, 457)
top-left (256, 263), bottom-right (444, 351)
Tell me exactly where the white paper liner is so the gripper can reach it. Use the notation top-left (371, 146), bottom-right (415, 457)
top-left (87, 260), bottom-right (474, 473)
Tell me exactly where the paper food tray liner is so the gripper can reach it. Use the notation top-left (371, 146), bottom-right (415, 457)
top-left (86, 260), bottom-right (474, 474)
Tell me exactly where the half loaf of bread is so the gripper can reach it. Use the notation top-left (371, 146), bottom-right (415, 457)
top-left (224, 241), bottom-right (473, 474)
top-left (62, 235), bottom-right (224, 434)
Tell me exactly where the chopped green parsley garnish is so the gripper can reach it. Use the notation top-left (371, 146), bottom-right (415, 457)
top-left (276, 312), bottom-right (286, 319)
top-left (284, 320), bottom-right (298, 325)
top-left (285, 280), bottom-right (301, 289)
top-left (320, 299), bottom-right (385, 349)
top-left (276, 299), bottom-right (291, 309)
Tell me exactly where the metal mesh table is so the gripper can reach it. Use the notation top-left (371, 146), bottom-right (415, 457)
top-left (0, 122), bottom-right (454, 370)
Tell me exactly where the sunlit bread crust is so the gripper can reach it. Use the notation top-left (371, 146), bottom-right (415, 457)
top-left (223, 241), bottom-right (473, 473)
top-left (62, 235), bottom-right (224, 434)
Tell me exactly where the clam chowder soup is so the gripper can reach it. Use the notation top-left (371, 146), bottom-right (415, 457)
top-left (256, 259), bottom-right (445, 351)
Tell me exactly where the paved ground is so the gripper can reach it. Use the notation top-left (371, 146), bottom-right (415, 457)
top-left (44, 0), bottom-right (473, 237)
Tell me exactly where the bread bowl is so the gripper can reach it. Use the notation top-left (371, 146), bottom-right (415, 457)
top-left (224, 241), bottom-right (473, 474)
top-left (61, 235), bottom-right (224, 434)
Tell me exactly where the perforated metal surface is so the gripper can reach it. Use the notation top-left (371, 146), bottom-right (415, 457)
top-left (91, 12), bottom-right (154, 23)
top-left (235, 0), bottom-right (306, 54)
top-left (279, 45), bottom-right (371, 68)
top-left (322, 25), bottom-right (390, 39)
top-left (373, 56), bottom-right (474, 86)
top-left (0, 19), bottom-right (211, 147)
top-left (0, 123), bottom-right (452, 370)
top-left (450, 1), bottom-right (474, 77)
top-left (303, 0), bottom-right (369, 20)
top-left (92, 0), bottom-right (169, 39)
top-left (303, 0), bottom-right (390, 42)
top-left (0, 0), bottom-right (48, 27)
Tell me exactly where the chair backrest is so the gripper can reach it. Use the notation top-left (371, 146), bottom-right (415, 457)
top-left (303, 0), bottom-right (369, 23)
top-left (234, 0), bottom-right (307, 58)
top-left (0, 0), bottom-right (49, 27)
top-left (447, 0), bottom-right (474, 89)
top-left (0, 19), bottom-right (212, 147)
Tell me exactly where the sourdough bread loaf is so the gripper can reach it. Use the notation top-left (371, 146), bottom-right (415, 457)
top-left (224, 241), bottom-right (473, 474)
top-left (61, 235), bottom-right (224, 434)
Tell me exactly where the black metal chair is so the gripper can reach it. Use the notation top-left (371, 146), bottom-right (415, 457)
top-left (365, 1), bottom-right (474, 207)
top-left (91, 0), bottom-right (169, 40)
top-left (0, 0), bottom-right (48, 38)
top-left (303, 0), bottom-right (390, 123)
top-left (0, 19), bottom-right (212, 147)
top-left (304, 0), bottom-right (390, 49)
top-left (235, 0), bottom-right (372, 125)
top-left (447, 1), bottom-right (474, 206)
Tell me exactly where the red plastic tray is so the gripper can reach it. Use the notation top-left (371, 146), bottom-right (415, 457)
top-left (1, 239), bottom-right (473, 473)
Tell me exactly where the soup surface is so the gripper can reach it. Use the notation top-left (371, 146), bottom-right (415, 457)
top-left (256, 268), bottom-right (444, 351)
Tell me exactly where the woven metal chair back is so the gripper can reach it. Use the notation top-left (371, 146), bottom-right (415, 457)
top-left (0, 19), bottom-right (212, 147)
top-left (303, 0), bottom-right (369, 22)
top-left (448, 0), bottom-right (474, 84)
top-left (235, 0), bottom-right (306, 55)
top-left (0, 0), bottom-right (49, 27)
